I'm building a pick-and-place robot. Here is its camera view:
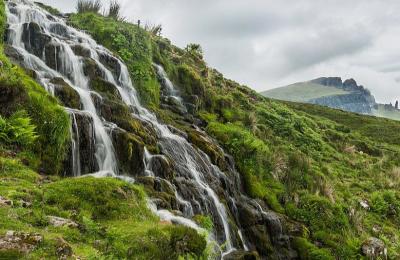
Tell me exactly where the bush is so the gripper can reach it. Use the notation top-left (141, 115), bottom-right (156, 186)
top-left (286, 194), bottom-right (349, 233)
top-left (370, 190), bottom-right (400, 219)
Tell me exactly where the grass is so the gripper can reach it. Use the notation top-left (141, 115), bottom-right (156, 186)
top-left (0, 157), bottom-right (207, 259)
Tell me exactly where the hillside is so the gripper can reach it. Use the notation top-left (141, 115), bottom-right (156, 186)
top-left (262, 77), bottom-right (400, 120)
top-left (1, 1), bottom-right (400, 259)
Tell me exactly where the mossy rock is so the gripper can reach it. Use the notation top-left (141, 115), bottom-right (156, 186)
top-left (175, 64), bottom-right (205, 101)
top-left (112, 129), bottom-right (145, 176)
top-left (71, 44), bottom-right (91, 58)
top-left (50, 77), bottom-right (80, 109)
top-left (136, 176), bottom-right (178, 210)
top-left (90, 77), bottom-right (122, 102)
top-left (188, 129), bottom-right (227, 170)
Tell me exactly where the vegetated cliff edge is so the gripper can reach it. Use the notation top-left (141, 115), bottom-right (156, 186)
top-left (262, 77), bottom-right (400, 121)
top-left (0, 1), bottom-right (400, 259)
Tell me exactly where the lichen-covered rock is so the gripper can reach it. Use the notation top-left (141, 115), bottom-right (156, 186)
top-left (361, 237), bottom-right (387, 258)
top-left (0, 231), bottom-right (43, 255)
top-left (48, 216), bottom-right (79, 228)
top-left (0, 196), bottom-right (13, 207)
top-left (50, 77), bottom-right (81, 109)
top-left (55, 238), bottom-right (73, 259)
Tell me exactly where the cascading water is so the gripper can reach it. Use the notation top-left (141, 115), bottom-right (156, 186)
top-left (6, 0), bottom-right (117, 176)
top-left (5, 1), bottom-right (298, 259)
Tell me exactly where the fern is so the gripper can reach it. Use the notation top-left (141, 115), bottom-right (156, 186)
top-left (0, 111), bottom-right (38, 147)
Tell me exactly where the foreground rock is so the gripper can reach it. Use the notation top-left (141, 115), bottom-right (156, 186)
top-left (48, 216), bottom-right (79, 228)
top-left (0, 196), bottom-right (13, 207)
top-left (223, 250), bottom-right (260, 260)
top-left (0, 231), bottom-right (43, 255)
top-left (361, 237), bottom-right (387, 258)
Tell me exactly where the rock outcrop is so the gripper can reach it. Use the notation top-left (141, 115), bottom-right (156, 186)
top-left (309, 77), bottom-right (376, 114)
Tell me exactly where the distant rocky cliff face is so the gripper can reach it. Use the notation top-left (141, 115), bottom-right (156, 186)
top-left (309, 77), bottom-right (376, 114)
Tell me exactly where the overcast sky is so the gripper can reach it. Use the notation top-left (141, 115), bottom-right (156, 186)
top-left (40, 0), bottom-right (400, 103)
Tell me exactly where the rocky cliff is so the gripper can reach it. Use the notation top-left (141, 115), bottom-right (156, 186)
top-left (262, 77), bottom-right (400, 120)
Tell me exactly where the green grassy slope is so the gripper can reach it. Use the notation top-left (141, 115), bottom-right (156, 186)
top-left (1, 1), bottom-right (400, 258)
top-left (68, 11), bottom-right (400, 259)
top-left (0, 2), bottom-right (207, 259)
top-left (262, 82), bottom-right (349, 102)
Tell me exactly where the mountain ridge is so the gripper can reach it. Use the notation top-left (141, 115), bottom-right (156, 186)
top-left (262, 77), bottom-right (400, 120)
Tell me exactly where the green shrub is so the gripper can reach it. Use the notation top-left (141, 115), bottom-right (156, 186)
top-left (370, 190), bottom-right (400, 219)
top-left (293, 237), bottom-right (334, 260)
top-left (286, 194), bottom-right (349, 233)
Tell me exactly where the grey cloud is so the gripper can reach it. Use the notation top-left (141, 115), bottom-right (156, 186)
top-left (33, 0), bottom-right (400, 101)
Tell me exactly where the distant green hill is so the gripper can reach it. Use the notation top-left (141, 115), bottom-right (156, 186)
top-left (263, 82), bottom-right (350, 102)
top-left (262, 77), bottom-right (400, 121)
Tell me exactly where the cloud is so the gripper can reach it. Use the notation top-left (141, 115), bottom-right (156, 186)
top-left (36, 0), bottom-right (400, 102)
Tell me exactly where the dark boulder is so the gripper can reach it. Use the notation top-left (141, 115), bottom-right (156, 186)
top-left (63, 110), bottom-right (98, 176)
top-left (98, 52), bottom-right (121, 79)
top-left (71, 44), bottom-right (92, 58)
top-left (21, 22), bottom-right (51, 57)
top-left (111, 128), bottom-right (145, 176)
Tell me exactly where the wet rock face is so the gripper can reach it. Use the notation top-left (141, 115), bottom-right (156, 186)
top-left (137, 176), bottom-right (178, 210)
top-left (63, 111), bottom-right (98, 176)
top-left (3, 45), bottom-right (24, 65)
top-left (234, 198), bottom-right (299, 259)
top-left (98, 52), bottom-right (121, 79)
top-left (71, 44), bottom-right (91, 58)
top-left (111, 128), bottom-right (145, 177)
top-left (22, 22), bottom-right (51, 57)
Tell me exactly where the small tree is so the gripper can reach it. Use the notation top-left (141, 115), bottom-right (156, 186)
top-left (395, 100), bottom-right (399, 109)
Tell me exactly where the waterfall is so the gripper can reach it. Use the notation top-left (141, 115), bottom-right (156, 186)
top-left (5, 1), bottom-right (296, 258)
top-left (6, 0), bottom-right (117, 177)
